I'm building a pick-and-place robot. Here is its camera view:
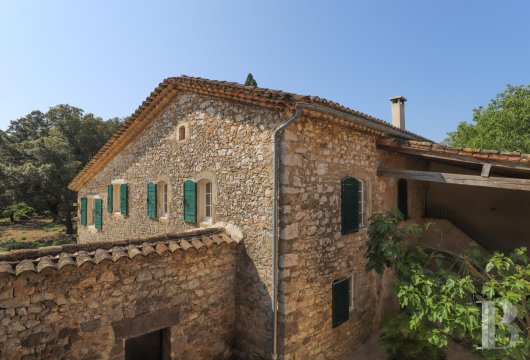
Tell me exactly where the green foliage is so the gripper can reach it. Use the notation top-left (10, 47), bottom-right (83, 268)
top-left (367, 209), bottom-right (530, 359)
top-left (42, 224), bottom-right (62, 232)
top-left (0, 105), bottom-right (121, 233)
top-left (444, 85), bottom-right (530, 152)
top-left (2, 202), bottom-right (35, 222)
top-left (244, 73), bottom-right (258, 87)
top-left (0, 237), bottom-right (75, 252)
top-left (380, 314), bottom-right (446, 360)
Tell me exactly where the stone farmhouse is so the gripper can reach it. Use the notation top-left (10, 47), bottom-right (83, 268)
top-left (1, 76), bottom-right (529, 360)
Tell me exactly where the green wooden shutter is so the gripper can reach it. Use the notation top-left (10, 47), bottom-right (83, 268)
top-left (94, 198), bottom-right (103, 230)
top-left (183, 180), bottom-right (197, 223)
top-left (341, 177), bottom-right (360, 234)
top-left (80, 197), bottom-right (87, 226)
top-left (147, 182), bottom-right (157, 219)
top-left (332, 278), bottom-right (350, 328)
top-left (120, 184), bottom-right (128, 215)
top-left (107, 184), bottom-right (113, 213)
top-left (398, 179), bottom-right (408, 219)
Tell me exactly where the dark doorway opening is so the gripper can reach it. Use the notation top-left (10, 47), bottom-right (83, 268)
top-left (398, 179), bottom-right (408, 219)
top-left (125, 328), bottom-right (170, 360)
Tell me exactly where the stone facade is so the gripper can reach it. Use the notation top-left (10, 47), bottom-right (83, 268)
top-left (78, 92), bottom-right (284, 358)
top-left (0, 235), bottom-right (237, 360)
top-left (277, 116), bottom-right (425, 358)
top-left (67, 85), bottom-right (426, 359)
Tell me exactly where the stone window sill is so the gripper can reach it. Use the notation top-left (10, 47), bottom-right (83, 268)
top-left (199, 220), bottom-right (213, 228)
top-left (159, 216), bottom-right (169, 224)
top-left (112, 212), bottom-right (125, 220)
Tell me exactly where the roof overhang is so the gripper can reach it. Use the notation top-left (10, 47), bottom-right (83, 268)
top-left (377, 138), bottom-right (530, 190)
top-left (69, 76), bottom-right (429, 191)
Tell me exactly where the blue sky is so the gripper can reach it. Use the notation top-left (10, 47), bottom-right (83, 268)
top-left (1, 1), bottom-right (529, 141)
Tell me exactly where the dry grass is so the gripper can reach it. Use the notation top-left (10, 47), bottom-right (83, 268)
top-left (0, 217), bottom-right (64, 242)
top-left (0, 217), bottom-right (75, 252)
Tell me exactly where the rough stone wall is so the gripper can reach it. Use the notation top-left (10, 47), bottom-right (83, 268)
top-left (0, 244), bottom-right (237, 360)
top-left (278, 116), bottom-right (426, 359)
top-left (77, 92), bottom-right (284, 358)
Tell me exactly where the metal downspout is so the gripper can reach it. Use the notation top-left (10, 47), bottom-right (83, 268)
top-left (272, 104), bottom-right (303, 360)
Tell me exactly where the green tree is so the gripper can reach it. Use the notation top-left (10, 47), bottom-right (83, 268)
top-left (444, 85), bottom-right (530, 153)
top-left (2, 202), bottom-right (35, 222)
top-left (0, 105), bottom-right (121, 233)
top-left (367, 209), bottom-right (530, 359)
top-left (244, 73), bottom-right (258, 87)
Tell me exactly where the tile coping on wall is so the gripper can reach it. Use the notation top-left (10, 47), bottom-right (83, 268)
top-left (0, 227), bottom-right (238, 277)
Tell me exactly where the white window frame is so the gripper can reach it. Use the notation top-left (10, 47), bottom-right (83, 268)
top-left (161, 182), bottom-right (168, 218)
top-left (111, 179), bottom-right (127, 215)
top-left (356, 179), bottom-right (368, 229)
top-left (204, 181), bottom-right (212, 220)
top-left (348, 275), bottom-right (355, 312)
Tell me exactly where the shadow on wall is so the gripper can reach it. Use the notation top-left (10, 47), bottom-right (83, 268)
top-left (233, 241), bottom-right (273, 359)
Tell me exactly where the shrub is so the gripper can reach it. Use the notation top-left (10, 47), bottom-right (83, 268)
top-left (0, 237), bottom-right (75, 252)
top-left (2, 203), bottom-right (35, 222)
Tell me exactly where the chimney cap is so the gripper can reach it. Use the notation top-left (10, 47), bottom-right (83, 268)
top-left (389, 96), bottom-right (407, 103)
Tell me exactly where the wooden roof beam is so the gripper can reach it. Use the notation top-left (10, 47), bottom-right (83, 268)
top-left (377, 167), bottom-right (530, 192)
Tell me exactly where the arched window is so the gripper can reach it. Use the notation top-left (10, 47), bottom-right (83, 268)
top-left (341, 176), bottom-right (368, 234)
top-left (178, 125), bottom-right (186, 141)
top-left (397, 179), bottom-right (408, 219)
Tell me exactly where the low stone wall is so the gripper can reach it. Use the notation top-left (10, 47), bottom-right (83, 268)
top-left (0, 230), bottom-right (237, 360)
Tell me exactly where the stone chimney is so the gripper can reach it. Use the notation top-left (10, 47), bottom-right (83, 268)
top-left (390, 96), bottom-right (407, 130)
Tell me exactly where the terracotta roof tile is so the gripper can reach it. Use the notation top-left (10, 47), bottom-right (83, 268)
top-left (377, 138), bottom-right (530, 167)
top-left (0, 228), bottom-right (236, 277)
top-left (69, 76), bottom-right (429, 191)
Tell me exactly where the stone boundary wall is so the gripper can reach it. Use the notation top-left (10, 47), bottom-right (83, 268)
top-left (0, 232), bottom-right (237, 360)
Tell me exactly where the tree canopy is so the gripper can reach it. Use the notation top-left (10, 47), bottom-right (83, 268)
top-left (0, 105), bottom-right (121, 233)
top-left (244, 73), bottom-right (258, 87)
top-left (444, 85), bottom-right (530, 153)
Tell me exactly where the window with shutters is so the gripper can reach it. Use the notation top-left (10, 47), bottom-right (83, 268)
top-left (110, 180), bottom-right (128, 216)
top-left (341, 176), bottom-right (369, 234)
top-left (332, 278), bottom-right (350, 328)
top-left (82, 196), bottom-right (102, 230)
